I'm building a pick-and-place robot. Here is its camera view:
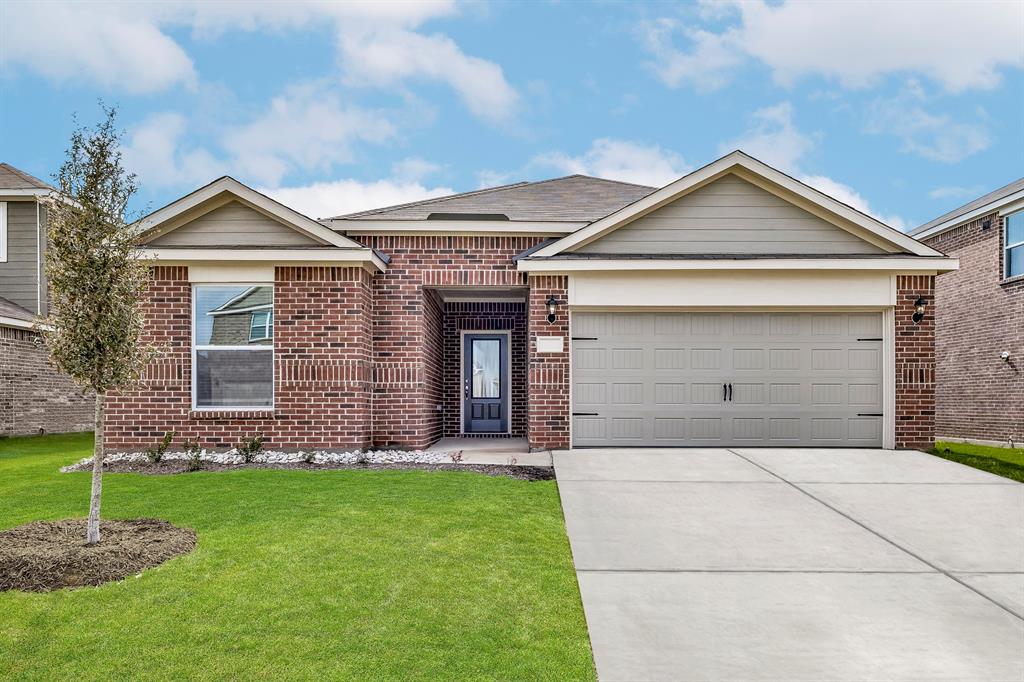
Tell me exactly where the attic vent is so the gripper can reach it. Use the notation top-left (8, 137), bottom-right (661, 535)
top-left (426, 212), bottom-right (510, 221)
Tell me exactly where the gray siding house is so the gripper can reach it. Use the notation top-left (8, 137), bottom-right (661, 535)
top-left (0, 163), bottom-right (93, 436)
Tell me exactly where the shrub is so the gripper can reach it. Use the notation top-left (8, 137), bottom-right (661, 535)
top-left (303, 451), bottom-right (315, 464)
top-left (183, 439), bottom-right (203, 472)
top-left (145, 431), bottom-right (175, 464)
top-left (237, 433), bottom-right (265, 463)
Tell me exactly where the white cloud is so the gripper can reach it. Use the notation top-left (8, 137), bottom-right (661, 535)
top-left (123, 83), bottom-right (394, 189)
top-left (533, 138), bottom-right (691, 187)
top-left (639, 19), bottom-right (742, 92)
top-left (866, 96), bottom-right (991, 163)
top-left (719, 102), bottom-right (817, 172)
top-left (391, 157), bottom-right (442, 182)
top-left (1, 1), bottom-right (519, 122)
top-left (122, 113), bottom-right (224, 188)
top-left (724, 102), bottom-right (907, 228)
top-left (258, 179), bottom-right (454, 220)
top-left (929, 185), bottom-right (984, 201)
top-left (338, 28), bottom-right (520, 123)
top-left (642, 0), bottom-right (1024, 92)
top-left (1, 1), bottom-right (196, 93)
top-left (222, 83), bottom-right (395, 186)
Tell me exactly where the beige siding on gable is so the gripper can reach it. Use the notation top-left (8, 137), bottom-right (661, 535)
top-left (148, 201), bottom-right (320, 247)
top-left (575, 175), bottom-right (887, 255)
top-left (0, 200), bottom-right (41, 314)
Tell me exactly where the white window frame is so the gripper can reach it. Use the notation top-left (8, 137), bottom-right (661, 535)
top-left (1005, 210), bottom-right (1024, 280)
top-left (192, 283), bottom-right (274, 411)
top-left (0, 201), bottom-right (7, 262)
top-left (248, 308), bottom-right (273, 342)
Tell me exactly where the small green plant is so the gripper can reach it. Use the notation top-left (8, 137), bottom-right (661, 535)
top-left (183, 438), bottom-right (203, 472)
top-left (145, 430), bottom-right (176, 464)
top-left (237, 433), bottom-right (265, 463)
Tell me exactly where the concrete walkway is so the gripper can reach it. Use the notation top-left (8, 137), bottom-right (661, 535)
top-left (553, 448), bottom-right (1024, 681)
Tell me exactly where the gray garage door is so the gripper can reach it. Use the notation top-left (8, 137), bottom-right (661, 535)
top-left (571, 312), bottom-right (884, 447)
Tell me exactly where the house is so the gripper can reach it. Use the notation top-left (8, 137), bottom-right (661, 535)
top-left (0, 163), bottom-right (94, 436)
top-left (911, 179), bottom-right (1024, 447)
top-left (104, 151), bottom-right (957, 453)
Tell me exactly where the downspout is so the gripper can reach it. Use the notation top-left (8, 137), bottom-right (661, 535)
top-left (36, 200), bottom-right (41, 316)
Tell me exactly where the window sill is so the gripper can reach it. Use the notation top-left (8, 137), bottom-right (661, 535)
top-left (189, 409), bottom-right (276, 420)
top-left (999, 274), bottom-right (1024, 287)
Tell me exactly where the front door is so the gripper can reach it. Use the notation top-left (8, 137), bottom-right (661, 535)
top-left (463, 333), bottom-right (508, 433)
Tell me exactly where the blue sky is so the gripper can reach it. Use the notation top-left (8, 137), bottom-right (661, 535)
top-left (1, 0), bottom-right (1021, 229)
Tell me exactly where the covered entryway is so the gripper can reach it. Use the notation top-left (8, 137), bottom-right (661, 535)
top-left (571, 311), bottom-right (884, 447)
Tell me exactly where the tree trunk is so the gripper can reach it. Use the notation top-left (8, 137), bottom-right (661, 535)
top-left (86, 392), bottom-right (106, 545)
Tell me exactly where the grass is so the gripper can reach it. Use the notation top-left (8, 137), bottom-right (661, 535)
top-left (929, 440), bottom-right (1024, 483)
top-left (0, 433), bottom-right (595, 681)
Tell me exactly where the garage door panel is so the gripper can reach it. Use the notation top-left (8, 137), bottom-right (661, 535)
top-left (572, 312), bottom-right (883, 447)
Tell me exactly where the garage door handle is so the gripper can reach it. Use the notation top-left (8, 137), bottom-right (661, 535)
top-left (723, 383), bottom-right (728, 401)
top-left (728, 383), bottom-right (733, 402)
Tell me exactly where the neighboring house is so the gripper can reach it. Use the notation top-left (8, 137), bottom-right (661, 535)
top-left (911, 180), bottom-right (1024, 446)
top-left (0, 163), bottom-right (93, 436)
top-left (107, 151), bottom-right (956, 453)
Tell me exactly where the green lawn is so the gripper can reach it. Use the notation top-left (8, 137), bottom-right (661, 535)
top-left (0, 433), bottom-right (595, 681)
top-left (929, 440), bottom-right (1024, 483)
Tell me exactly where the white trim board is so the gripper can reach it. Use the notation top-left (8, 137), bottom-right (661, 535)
top-left (459, 330), bottom-right (513, 436)
top-left (140, 247), bottom-right (387, 272)
top-left (518, 257), bottom-right (958, 273)
top-left (530, 151), bottom-right (943, 259)
top-left (912, 188), bottom-right (1024, 240)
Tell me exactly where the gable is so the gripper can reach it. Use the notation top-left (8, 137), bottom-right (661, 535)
top-left (575, 175), bottom-right (887, 255)
top-left (147, 201), bottom-right (322, 247)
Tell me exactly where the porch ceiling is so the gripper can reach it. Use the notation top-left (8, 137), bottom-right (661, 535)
top-left (431, 286), bottom-right (528, 303)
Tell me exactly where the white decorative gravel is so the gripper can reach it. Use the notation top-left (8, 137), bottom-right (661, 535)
top-left (60, 447), bottom-right (457, 472)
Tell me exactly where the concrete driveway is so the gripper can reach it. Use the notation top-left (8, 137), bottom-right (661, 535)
top-left (553, 448), bottom-right (1024, 681)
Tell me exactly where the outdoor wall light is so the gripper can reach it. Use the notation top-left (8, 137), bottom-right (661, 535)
top-left (1001, 351), bottom-right (1011, 362)
top-left (546, 296), bottom-right (559, 324)
top-left (912, 297), bottom-right (927, 324)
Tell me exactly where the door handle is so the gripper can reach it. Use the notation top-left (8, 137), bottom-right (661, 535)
top-left (728, 383), bottom-right (733, 402)
top-left (723, 383), bottom-right (728, 401)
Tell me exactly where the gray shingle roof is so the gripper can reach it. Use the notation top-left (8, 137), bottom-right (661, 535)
top-left (332, 175), bottom-right (657, 222)
top-left (0, 296), bottom-right (35, 323)
top-left (912, 177), bottom-right (1024, 235)
top-left (0, 163), bottom-right (53, 191)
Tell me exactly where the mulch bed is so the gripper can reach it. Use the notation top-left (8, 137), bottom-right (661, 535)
top-left (0, 519), bottom-right (197, 592)
top-left (70, 459), bottom-right (555, 481)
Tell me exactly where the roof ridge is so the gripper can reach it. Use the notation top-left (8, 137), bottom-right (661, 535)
top-left (0, 162), bottom-right (54, 190)
top-left (332, 174), bottom-right (658, 220)
top-left (334, 179), bottom-right (533, 219)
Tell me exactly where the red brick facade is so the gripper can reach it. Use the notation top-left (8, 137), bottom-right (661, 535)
top-left (894, 275), bottom-right (936, 449)
top-left (0, 325), bottom-right (94, 436)
top-left (102, 248), bottom-right (943, 452)
top-left (104, 265), bottom-right (373, 451)
top-left (923, 212), bottom-right (1023, 444)
top-left (527, 275), bottom-right (571, 450)
top-left (354, 235), bottom-right (545, 449)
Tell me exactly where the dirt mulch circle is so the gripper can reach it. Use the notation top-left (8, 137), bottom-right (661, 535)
top-left (0, 518), bottom-right (197, 592)
top-left (74, 459), bottom-right (555, 481)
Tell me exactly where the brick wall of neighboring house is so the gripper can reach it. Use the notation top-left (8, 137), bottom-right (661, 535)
top-left (527, 275), bottom-right (570, 450)
top-left (354, 235), bottom-right (544, 449)
top-left (442, 301), bottom-right (528, 438)
top-left (923, 212), bottom-right (1024, 444)
top-left (0, 325), bottom-right (94, 436)
top-left (103, 265), bottom-right (373, 451)
top-left (894, 275), bottom-right (936, 449)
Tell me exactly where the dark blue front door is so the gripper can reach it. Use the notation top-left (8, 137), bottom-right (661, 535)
top-left (463, 334), bottom-right (508, 433)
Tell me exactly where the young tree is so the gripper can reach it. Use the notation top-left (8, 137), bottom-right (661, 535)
top-left (42, 106), bottom-right (157, 545)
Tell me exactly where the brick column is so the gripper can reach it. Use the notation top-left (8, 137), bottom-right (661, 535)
top-left (894, 274), bottom-right (936, 449)
top-left (527, 275), bottom-right (570, 450)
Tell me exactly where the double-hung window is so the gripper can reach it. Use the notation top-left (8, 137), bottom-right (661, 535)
top-left (193, 285), bottom-right (274, 409)
top-left (1006, 211), bottom-right (1024, 279)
